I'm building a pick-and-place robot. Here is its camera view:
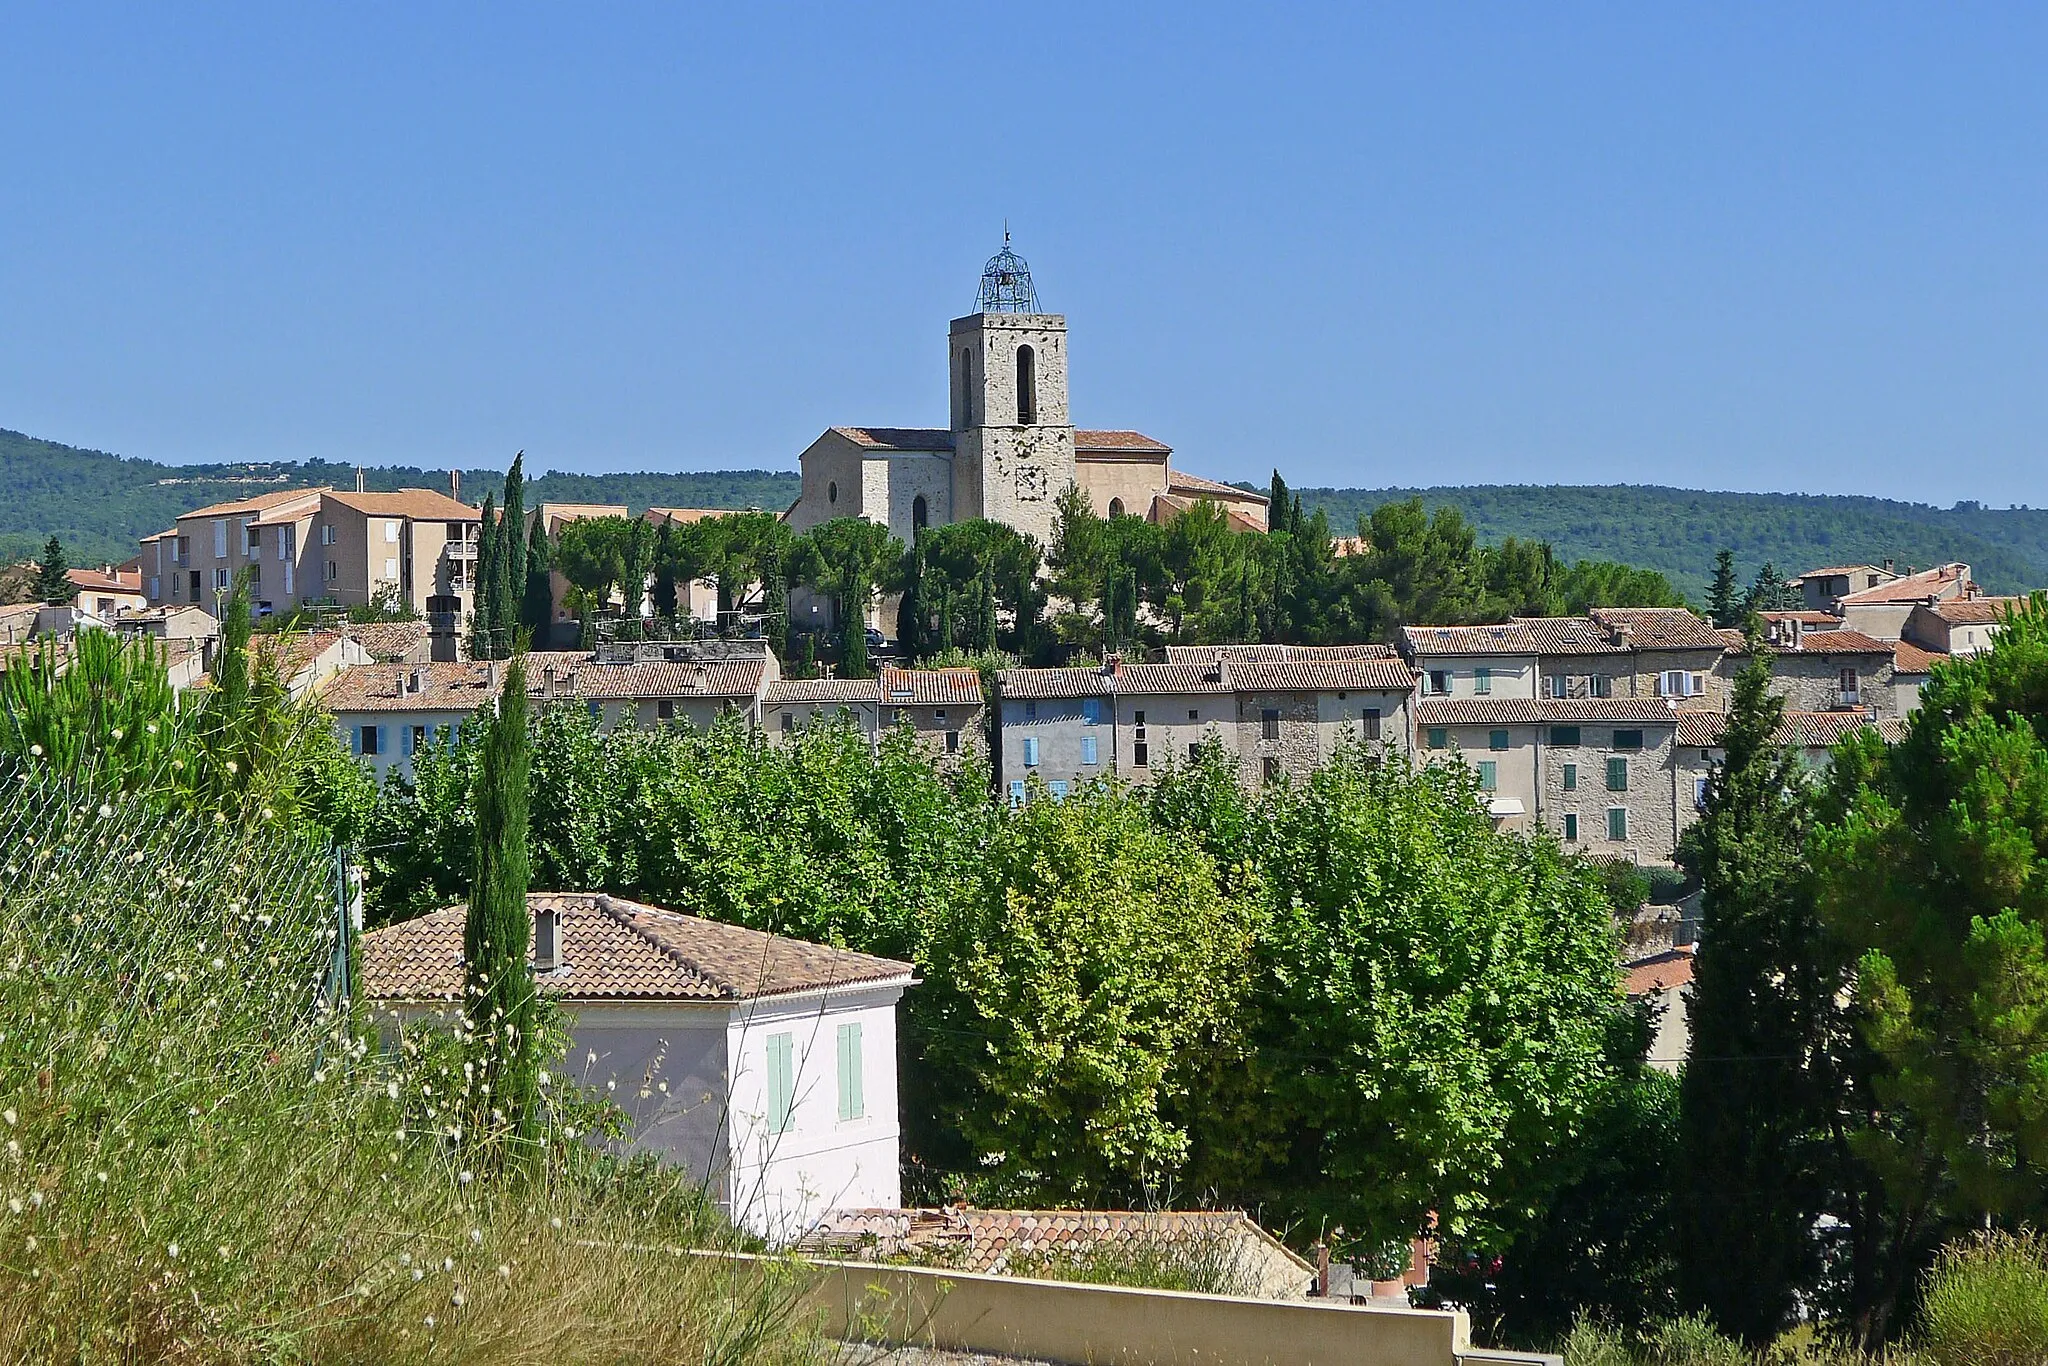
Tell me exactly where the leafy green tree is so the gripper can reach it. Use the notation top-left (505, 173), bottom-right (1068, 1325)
top-left (1188, 748), bottom-right (1629, 1257)
top-left (759, 551), bottom-right (789, 659)
top-left (1707, 550), bottom-right (1741, 628)
top-left (918, 782), bottom-right (1254, 1202)
top-left (1815, 595), bottom-right (2048, 1330)
top-left (1675, 635), bottom-right (1843, 1344)
top-left (34, 536), bottom-right (69, 605)
top-left (464, 657), bottom-right (539, 1157)
top-left (553, 515), bottom-right (639, 630)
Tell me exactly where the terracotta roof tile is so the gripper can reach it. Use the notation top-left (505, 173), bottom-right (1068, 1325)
top-left (319, 653), bottom-right (593, 713)
top-left (1416, 698), bottom-right (1541, 725)
top-left (1075, 430), bottom-right (1173, 455)
top-left (1163, 643), bottom-right (1396, 663)
top-left (361, 893), bottom-right (914, 1003)
top-left (177, 487), bottom-right (331, 520)
top-left (1625, 948), bottom-right (1695, 997)
top-left (1839, 563), bottom-right (1972, 605)
top-left (996, 668), bottom-right (1117, 700)
top-left (764, 678), bottom-right (880, 704)
top-left (1798, 564), bottom-right (1885, 580)
top-left (1226, 659), bottom-right (1417, 692)
top-left (1401, 623), bottom-right (1544, 656)
top-left (1166, 470), bottom-right (1265, 503)
top-left (67, 567), bottom-right (142, 593)
top-left (1418, 697), bottom-right (1679, 726)
top-left (1676, 709), bottom-right (1901, 751)
top-left (833, 427), bottom-right (955, 451)
top-left (1788, 629), bottom-right (1894, 655)
top-left (879, 667), bottom-right (984, 706)
top-left (1923, 596), bottom-right (2022, 625)
top-left (1892, 640), bottom-right (1943, 674)
top-left (575, 658), bottom-right (766, 700)
top-left (341, 620), bottom-right (430, 662)
top-left (321, 488), bottom-right (481, 521)
top-left (795, 1207), bottom-right (1310, 1280)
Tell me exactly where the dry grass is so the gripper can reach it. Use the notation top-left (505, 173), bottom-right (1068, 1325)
top-left (0, 774), bottom-right (829, 1365)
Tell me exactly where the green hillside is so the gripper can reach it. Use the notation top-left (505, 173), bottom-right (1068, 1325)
top-left (8, 424), bottom-right (2044, 600)
top-left (0, 428), bottom-right (801, 568)
top-left (1298, 484), bottom-right (2048, 598)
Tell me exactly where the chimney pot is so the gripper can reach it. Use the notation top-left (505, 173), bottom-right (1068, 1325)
top-left (486, 659), bottom-right (501, 691)
top-left (450, 469), bottom-right (461, 500)
top-left (355, 466), bottom-right (366, 494)
top-left (532, 904), bottom-right (561, 972)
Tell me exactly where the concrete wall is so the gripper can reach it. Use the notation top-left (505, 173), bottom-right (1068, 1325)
top-left (1000, 695), bottom-right (1115, 798)
top-left (732, 1252), bottom-right (1497, 1366)
top-left (563, 1000), bottom-right (736, 1205)
top-left (724, 985), bottom-right (906, 1243)
top-left (1075, 452), bottom-right (1172, 518)
top-left (1841, 601), bottom-right (1916, 641)
top-left (1424, 724), bottom-right (1540, 833)
top-left (334, 709), bottom-right (471, 782)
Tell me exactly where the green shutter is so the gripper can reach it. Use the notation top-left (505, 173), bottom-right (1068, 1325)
top-left (1476, 760), bottom-right (1497, 791)
top-left (1564, 813), bottom-right (1578, 841)
top-left (1427, 727), bottom-right (1447, 750)
top-left (1563, 762), bottom-right (1578, 791)
top-left (1488, 729), bottom-right (1509, 751)
top-left (1609, 807), bottom-right (1629, 841)
top-left (837, 1022), bottom-right (864, 1121)
top-left (1607, 756), bottom-right (1628, 791)
top-left (767, 1033), bottom-right (795, 1134)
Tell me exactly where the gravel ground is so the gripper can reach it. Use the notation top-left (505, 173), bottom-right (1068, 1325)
top-left (835, 1343), bottom-right (1058, 1366)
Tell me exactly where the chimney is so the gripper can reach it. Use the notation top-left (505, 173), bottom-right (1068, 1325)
top-left (355, 466), bottom-right (366, 494)
top-left (486, 659), bottom-right (501, 692)
top-left (542, 663), bottom-right (556, 698)
top-left (532, 903), bottom-right (561, 972)
top-left (1882, 558), bottom-right (1895, 574)
top-left (449, 469), bottom-right (461, 501)
top-left (406, 666), bottom-right (425, 694)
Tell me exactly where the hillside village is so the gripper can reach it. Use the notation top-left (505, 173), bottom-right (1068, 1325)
top-left (8, 245), bottom-right (2048, 1365)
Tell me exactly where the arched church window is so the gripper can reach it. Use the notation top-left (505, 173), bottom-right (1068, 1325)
top-left (1016, 345), bottom-right (1037, 425)
top-left (1108, 497), bottom-right (1124, 518)
top-left (828, 480), bottom-right (838, 505)
top-left (912, 494), bottom-right (928, 533)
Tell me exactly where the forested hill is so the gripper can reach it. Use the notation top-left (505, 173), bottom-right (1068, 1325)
top-left (9, 424), bottom-right (2045, 599)
top-left (1298, 484), bottom-right (2048, 598)
top-left (0, 427), bottom-right (802, 567)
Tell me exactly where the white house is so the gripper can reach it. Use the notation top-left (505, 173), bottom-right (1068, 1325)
top-left (359, 891), bottom-right (916, 1241)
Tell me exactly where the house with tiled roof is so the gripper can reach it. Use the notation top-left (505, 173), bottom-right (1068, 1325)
top-left (361, 891), bottom-right (915, 1241)
top-left (137, 478), bottom-right (481, 650)
top-left (1901, 594), bottom-right (2024, 659)
top-left (995, 648), bottom-right (1417, 800)
top-left (1834, 562), bottom-right (1975, 640)
top-left (1795, 563), bottom-right (1900, 613)
top-left (1624, 946), bottom-right (1696, 1073)
top-left (65, 566), bottom-right (147, 620)
top-left (762, 666), bottom-right (986, 760)
top-left (1400, 609), bottom-right (1725, 712)
top-left (781, 240), bottom-right (1265, 631)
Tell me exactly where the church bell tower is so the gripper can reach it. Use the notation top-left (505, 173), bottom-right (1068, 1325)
top-left (949, 236), bottom-right (1076, 548)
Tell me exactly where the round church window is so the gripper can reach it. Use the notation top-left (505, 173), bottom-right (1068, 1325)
top-left (828, 481), bottom-right (838, 504)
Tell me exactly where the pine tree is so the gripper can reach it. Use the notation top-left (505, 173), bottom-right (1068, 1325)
top-left (1675, 634), bottom-right (1837, 1343)
top-left (34, 537), bottom-right (69, 605)
top-left (468, 493), bottom-right (499, 660)
top-left (464, 657), bottom-right (538, 1157)
top-left (897, 538), bottom-right (928, 661)
top-left (971, 567), bottom-right (998, 654)
top-left (842, 571), bottom-right (869, 678)
top-left (1707, 549), bottom-right (1740, 628)
top-left (521, 514), bottom-right (553, 642)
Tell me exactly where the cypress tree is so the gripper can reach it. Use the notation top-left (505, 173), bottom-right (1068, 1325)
top-left (760, 553), bottom-right (789, 662)
top-left (491, 502), bottom-right (518, 655)
top-left (34, 537), bottom-right (69, 605)
top-left (1675, 633), bottom-right (1834, 1343)
top-left (521, 515), bottom-right (554, 641)
top-left (897, 539), bottom-right (928, 661)
top-left (842, 570), bottom-right (869, 678)
top-left (652, 522), bottom-right (677, 621)
top-left (213, 573), bottom-right (252, 718)
top-left (1268, 470), bottom-right (1289, 529)
top-left (970, 567), bottom-right (998, 654)
top-left (502, 454), bottom-right (526, 611)
top-left (1707, 549), bottom-right (1740, 628)
top-left (937, 583), bottom-right (955, 654)
top-left (469, 493), bottom-right (499, 660)
top-left (464, 657), bottom-right (538, 1156)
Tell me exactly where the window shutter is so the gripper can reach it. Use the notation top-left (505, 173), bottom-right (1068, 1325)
top-left (1563, 813), bottom-right (1578, 841)
top-left (837, 1022), bottom-right (864, 1121)
top-left (1609, 807), bottom-right (1629, 841)
top-left (401, 726), bottom-right (414, 757)
top-left (1022, 737), bottom-right (1039, 767)
top-left (1563, 762), bottom-right (1578, 791)
top-left (350, 726), bottom-right (362, 756)
top-left (1476, 760), bottom-right (1497, 790)
top-left (1082, 698), bottom-right (1100, 725)
top-left (1607, 756), bottom-right (1628, 791)
top-left (1080, 736), bottom-right (1098, 765)
top-left (767, 1033), bottom-right (795, 1134)
top-left (1007, 780), bottom-right (1026, 805)
top-left (376, 726), bottom-right (388, 757)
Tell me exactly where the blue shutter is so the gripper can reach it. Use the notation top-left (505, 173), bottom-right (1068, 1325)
top-left (349, 725), bottom-right (361, 756)
top-left (1007, 780), bottom-right (1026, 806)
top-left (1022, 737), bottom-right (1039, 767)
top-left (1082, 698), bottom-right (1100, 725)
top-left (837, 1022), bottom-right (864, 1121)
top-left (1080, 735), bottom-right (1098, 765)
top-left (401, 726), bottom-right (415, 757)
top-left (1047, 780), bottom-right (1068, 799)
top-left (766, 1033), bottom-right (795, 1134)
top-left (375, 726), bottom-right (388, 757)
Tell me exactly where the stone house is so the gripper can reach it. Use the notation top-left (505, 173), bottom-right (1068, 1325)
top-left (1833, 562), bottom-right (1974, 641)
top-left (361, 891), bottom-right (915, 1242)
top-left (1417, 697), bottom-right (1688, 864)
top-left (1400, 609), bottom-right (1724, 712)
top-left (1727, 616), bottom-right (1900, 718)
top-left (761, 667), bottom-right (986, 761)
top-left (1795, 563), bottom-right (1900, 614)
top-left (1901, 595), bottom-right (2022, 658)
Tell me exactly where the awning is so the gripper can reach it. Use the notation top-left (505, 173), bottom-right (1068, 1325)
top-left (1486, 797), bottom-right (1526, 818)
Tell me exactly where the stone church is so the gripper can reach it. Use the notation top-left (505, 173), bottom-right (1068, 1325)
top-left (783, 242), bottom-right (1269, 555)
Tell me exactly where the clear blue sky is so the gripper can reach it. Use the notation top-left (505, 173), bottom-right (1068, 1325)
top-left (3, 5), bottom-right (2044, 503)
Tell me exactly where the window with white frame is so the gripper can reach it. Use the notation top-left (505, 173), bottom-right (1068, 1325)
top-left (385, 520), bottom-right (401, 543)
top-left (212, 520), bottom-right (227, 559)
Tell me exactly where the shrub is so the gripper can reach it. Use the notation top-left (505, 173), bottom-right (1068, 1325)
top-left (1916, 1232), bottom-right (2048, 1366)
top-left (0, 773), bottom-right (824, 1364)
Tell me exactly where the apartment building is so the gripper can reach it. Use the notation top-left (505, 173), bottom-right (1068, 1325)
top-left (994, 648), bottom-right (1417, 802)
top-left (1416, 696), bottom-right (1688, 864)
top-left (138, 485), bottom-right (481, 639)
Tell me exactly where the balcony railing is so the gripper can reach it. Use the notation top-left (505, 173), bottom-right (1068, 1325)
top-left (446, 540), bottom-right (479, 560)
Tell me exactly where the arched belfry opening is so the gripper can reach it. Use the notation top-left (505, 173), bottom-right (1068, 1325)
top-left (1016, 345), bottom-right (1037, 426)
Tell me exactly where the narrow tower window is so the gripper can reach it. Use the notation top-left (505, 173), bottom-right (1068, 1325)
top-left (912, 494), bottom-right (928, 533)
top-left (1016, 345), bottom-right (1037, 425)
top-left (959, 349), bottom-right (974, 426)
